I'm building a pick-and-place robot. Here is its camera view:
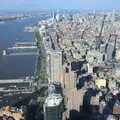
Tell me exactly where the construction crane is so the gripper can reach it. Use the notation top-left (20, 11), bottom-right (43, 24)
top-left (49, 35), bottom-right (56, 50)
top-left (55, 31), bottom-right (61, 48)
top-left (105, 33), bottom-right (118, 60)
top-left (107, 34), bottom-right (117, 49)
top-left (110, 34), bottom-right (117, 59)
top-left (81, 26), bottom-right (91, 39)
top-left (108, 34), bottom-right (117, 43)
top-left (113, 34), bottom-right (117, 59)
top-left (55, 31), bottom-right (66, 50)
top-left (99, 15), bottom-right (107, 38)
top-left (96, 15), bottom-right (107, 50)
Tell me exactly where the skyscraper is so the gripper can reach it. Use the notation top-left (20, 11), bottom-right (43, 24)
top-left (43, 93), bottom-right (63, 120)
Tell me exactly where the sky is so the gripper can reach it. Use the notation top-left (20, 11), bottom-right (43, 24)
top-left (0, 0), bottom-right (120, 11)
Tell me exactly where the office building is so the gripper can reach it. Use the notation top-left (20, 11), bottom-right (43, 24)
top-left (43, 93), bottom-right (63, 120)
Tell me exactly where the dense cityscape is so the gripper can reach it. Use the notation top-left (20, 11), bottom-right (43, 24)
top-left (1, 5), bottom-right (120, 120)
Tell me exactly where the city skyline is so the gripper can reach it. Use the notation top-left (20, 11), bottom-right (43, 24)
top-left (0, 0), bottom-right (120, 11)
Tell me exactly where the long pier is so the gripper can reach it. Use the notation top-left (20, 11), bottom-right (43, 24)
top-left (9, 52), bottom-right (39, 56)
top-left (0, 79), bottom-right (30, 84)
top-left (8, 46), bottom-right (37, 50)
top-left (14, 42), bottom-right (36, 46)
top-left (15, 42), bottom-right (36, 44)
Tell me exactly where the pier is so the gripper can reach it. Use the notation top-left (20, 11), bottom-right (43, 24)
top-left (0, 79), bottom-right (30, 84)
top-left (9, 52), bottom-right (39, 56)
top-left (8, 46), bottom-right (37, 50)
top-left (7, 41), bottom-right (37, 50)
top-left (14, 42), bottom-right (36, 46)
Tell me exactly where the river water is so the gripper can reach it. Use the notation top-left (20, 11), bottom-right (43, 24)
top-left (0, 15), bottom-right (44, 79)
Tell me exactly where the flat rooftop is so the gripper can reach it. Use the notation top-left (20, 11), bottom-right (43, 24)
top-left (45, 93), bottom-right (62, 107)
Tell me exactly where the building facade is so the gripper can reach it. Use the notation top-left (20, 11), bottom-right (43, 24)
top-left (44, 93), bottom-right (63, 120)
top-left (46, 50), bottom-right (62, 84)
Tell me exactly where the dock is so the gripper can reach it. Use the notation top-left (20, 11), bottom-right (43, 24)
top-left (8, 46), bottom-right (37, 50)
top-left (9, 52), bottom-right (39, 56)
top-left (0, 79), bottom-right (30, 84)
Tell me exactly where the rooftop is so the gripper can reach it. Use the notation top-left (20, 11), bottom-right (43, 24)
top-left (45, 93), bottom-right (62, 107)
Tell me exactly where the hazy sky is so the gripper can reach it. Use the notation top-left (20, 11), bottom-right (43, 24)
top-left (0, 0), bottom-right (120, 11)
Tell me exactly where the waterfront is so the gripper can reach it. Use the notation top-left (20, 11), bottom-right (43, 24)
top-left (0, 14), bottom-right (46, 79)
top-left (0, 14), bottom-right (46, 106)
